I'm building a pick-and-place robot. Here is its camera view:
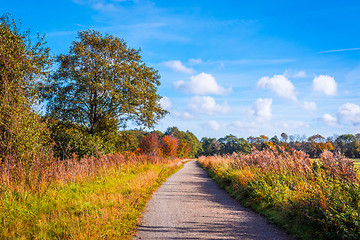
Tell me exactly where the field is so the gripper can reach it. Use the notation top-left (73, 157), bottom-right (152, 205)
top-left (354, 159), bottom-right (360, 169)
top-left (0, 153), bottom-right (184, 239)
top-left (198, 149), bottom-right (360, 240)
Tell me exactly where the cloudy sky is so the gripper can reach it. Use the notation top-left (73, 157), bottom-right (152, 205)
top-left (4, 0), bottom-right (360, 139)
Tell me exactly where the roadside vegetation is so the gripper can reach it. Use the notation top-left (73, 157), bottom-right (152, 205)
top-left (0, 152), bottom-right (184, 239)
top-left (198, 148), bottom-right (360, 240)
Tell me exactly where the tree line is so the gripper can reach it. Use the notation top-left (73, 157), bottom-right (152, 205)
top-left (1, 13), bottom-right (359, 161)
top-left (201, 133), bottom-right (360, 159)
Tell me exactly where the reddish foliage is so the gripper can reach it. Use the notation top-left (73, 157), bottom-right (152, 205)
top-left (161, 135), bottom-right (179, 158)
top-left (140, 133), bottom-right (161, 156)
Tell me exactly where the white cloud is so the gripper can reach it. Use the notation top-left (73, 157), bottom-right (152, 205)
top-left (319, 103), bottom-right (360, 127)
top-left (337, 103), bottom-right (360, 126)
top-left (256, 75), bottom-right (297, 101)
top-left (320, 48), bottom-right (360, 53)
top-left (72, 0), bottom-right (135, 12)
top-left (159, 96), bottom-right (172, 110)
top-left (164, 60), bottom-right (195, 74)
top-left (313, 75), bottom-right (337, 95)
top-left (293, 70), bottom-right (307, 78)
top-left (320, 114), bottom-right (338, 127)
top-left (188, 96), bottom-right (230, 115)
top-left (172, 111), bottom-right (194, 120)
top-left (228, 121), bottom-right (244, 129)
top-left (189, 58), bottom-right (203, 64)
top-left (204, 120), bottom-right (221, 131)
top-left (281, 121), bottom-right (309, 129)
top-left (227, 121), bottom-right (271, 135)
top-left (92, 2), bottom-right (117, 12)
top-left (250, 98), bottom-right (272, 122)
top-left (303, 101), bottom-right (317, 111)
top-left (174, 72), bottom-right (231, 95)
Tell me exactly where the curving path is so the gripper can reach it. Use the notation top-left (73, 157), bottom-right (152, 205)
top-left (133, 161), bottom-right (295, 240)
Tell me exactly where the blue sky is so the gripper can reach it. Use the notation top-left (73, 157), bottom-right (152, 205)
top-left (3, 0), bottom-right (360, 139)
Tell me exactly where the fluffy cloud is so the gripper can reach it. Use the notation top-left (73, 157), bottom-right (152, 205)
top-left (313, 75), bottom-right (337, 95)
top-left (228, 121), bottom-right (244, 129)
top-left (204, 120), bottom-right (221, 131)
top-left (337, 103), bottom-right (360, 125)
top-left (293, 70), bottom-right (307, 78)
top-left (188, 96), bottom-right (230, 115)
top-left (250, 98), bottom-right (272, 122)
top-left (319, 103), bottom-right (360, 127)
top-left (228, 121), bottom-right (258, 130)
top-left (172, 111), bottom-right (194, 120)
top-left (256, 75), bottom-right (297, 101)
top-left (303, 101), bottom-right (317, 111)
top-left (320, 114), bottom-right (338, 127)
top-left (174, 72), bottom-right (231, 95)
top-left (189, 58), bottom-right (203, 64)
top-left (164, 60), bottom-right (194, 74)
top-left (159, 96), bottom-right (172, 110)
top-left (281, 121), bottom-right (309, 129)
top-left (285, 70), bottom-right (307, 78)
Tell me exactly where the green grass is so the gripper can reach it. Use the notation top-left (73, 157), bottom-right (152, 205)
top-left (0, 161), bottom-right (183, 239)
top-left (354, 159), bottom-right (360, 169)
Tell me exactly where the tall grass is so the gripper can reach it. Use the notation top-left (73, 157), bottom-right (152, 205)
top-left (0, 152), bottom-right (183, 239)
top-left (198, 148), bottom-right (360, 240)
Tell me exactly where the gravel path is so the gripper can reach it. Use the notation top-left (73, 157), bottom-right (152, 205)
top-left (133, 160), bottom-right (296, 240)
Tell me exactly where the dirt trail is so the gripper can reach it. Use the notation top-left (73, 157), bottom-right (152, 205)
top-left (133, 160), bottom-right (295, 240)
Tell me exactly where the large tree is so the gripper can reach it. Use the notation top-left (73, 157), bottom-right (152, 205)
top-left (0, 13), bottom-right (51, 159)
top-left (44, 30), bottom-right (167, 135)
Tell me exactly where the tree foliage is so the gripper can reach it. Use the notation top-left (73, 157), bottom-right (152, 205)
top-left (201, 137), bottom-right (220, 156)
top-left (335, 134), bottom-right (360, 158)
top-left (0, 13), bottom-right (51, 159)
top-left (140, 133), bottom-right (160, 156)
top-left (161, 135), bottom-right (179, 158)
top-left (218, 135), bottom-right (251, 155)
top-left (44, 30), bottom-right (167, 136)
top-left (164, 127), bottom-right (202, 158)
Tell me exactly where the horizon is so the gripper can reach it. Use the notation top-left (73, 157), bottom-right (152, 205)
top-left (3, 0), bottom-right (360, 139)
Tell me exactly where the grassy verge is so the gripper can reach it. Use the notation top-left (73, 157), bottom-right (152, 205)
top-left (354, 159), bottom-right (360, 169)
top-left (198, 149), bottom-right (360, 240)
top-left (0, 154), bottom-right (184, 239)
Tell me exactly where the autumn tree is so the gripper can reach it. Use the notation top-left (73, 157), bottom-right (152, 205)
top-left (43, 30), bottom-right (167, 137)
top-left (306, 134), bottom-right (333, 158)
top-left (280, 132), bottom-right (288, 143)
top-left (270, 135), bottom-right (280, 146)
top-left (335, 134), bottom-right (360, 158)
top-left (0, 13), bottom-right (52, 159)
top-left (161, 135), bottom-right (179, 158)
top-left (246, 136), bottom-right (263, 150)
top-left (140, 133), bottom-right (160, 156)
top-left (164, 127), bottom-right (202, 158)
